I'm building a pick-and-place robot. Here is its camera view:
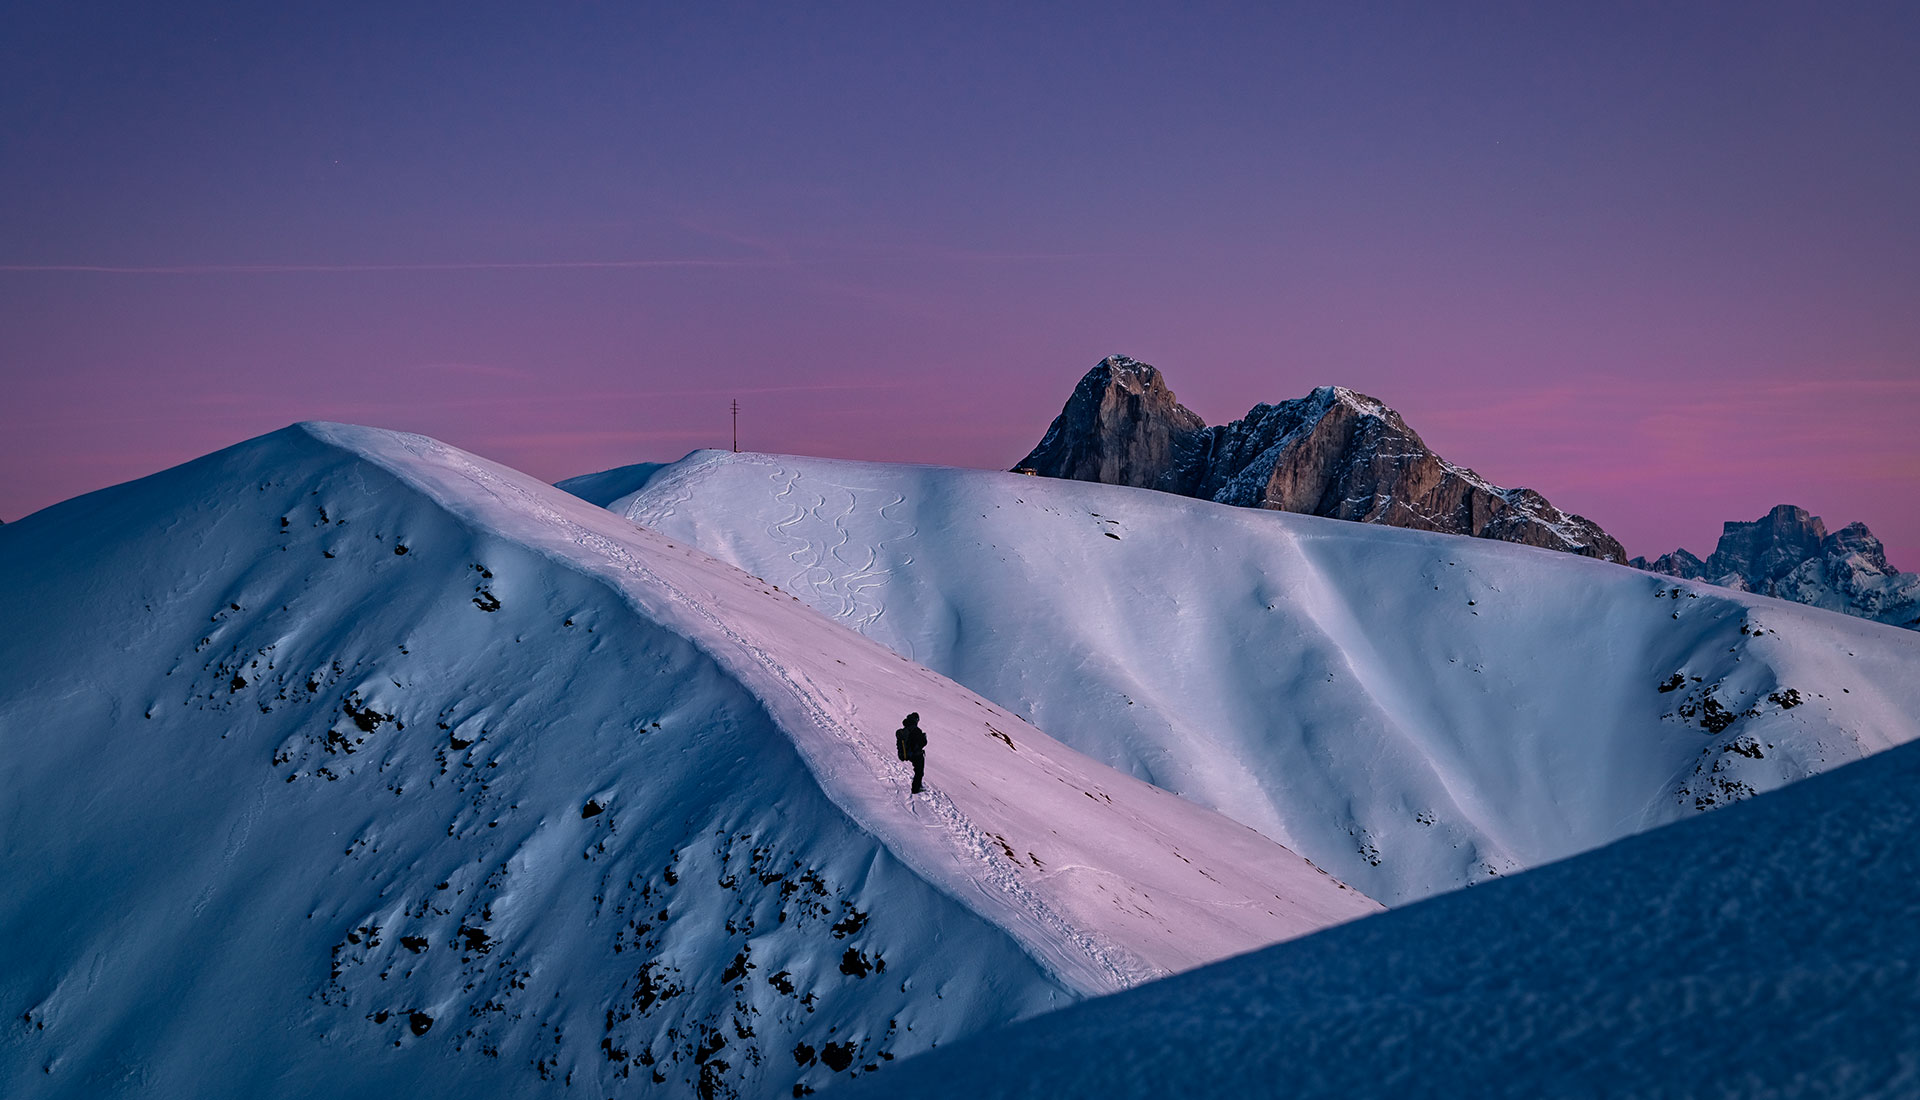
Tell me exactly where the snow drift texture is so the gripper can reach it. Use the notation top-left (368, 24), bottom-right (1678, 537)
top-left (850, 734), bottom-right (1920, 1099)
top-left (606, 450), bottom-right (1920, 906)
top-left (0, 424), bottom-right (1375, 1100)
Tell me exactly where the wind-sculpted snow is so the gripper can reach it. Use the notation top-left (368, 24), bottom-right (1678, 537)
top-left (0, 425), bottom-right (1374, 1100)
top-left (607, 451), bottom-right (1920, 906)
top-left (851, 737), bottom-right (1920, 1099)
top-left (553, 461), bottom-right (669, 508)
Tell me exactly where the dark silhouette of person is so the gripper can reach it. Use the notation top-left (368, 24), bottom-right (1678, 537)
top-left (895, 712), bottom-right (928, 793)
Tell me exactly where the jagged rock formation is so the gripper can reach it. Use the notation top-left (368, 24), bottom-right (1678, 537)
top-left (1634, 505), bottom-right (1920, 630)
top-left (1018, 356), bottom-right (1626, 563)
top-left (1015, 357), bottom-right (1209, 493)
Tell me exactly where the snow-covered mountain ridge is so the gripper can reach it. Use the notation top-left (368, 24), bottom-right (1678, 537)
top-left (1017, 355), bottom-right (1626, 562)
top-left (0, 424), bottom-right (1375, 1100)
top-left (603, 449), bottom-right (1920, 906)
top-left (1635, 504), bottom-right (1920, 631)
top-left (851, 721), bottom-right (1920, 1099)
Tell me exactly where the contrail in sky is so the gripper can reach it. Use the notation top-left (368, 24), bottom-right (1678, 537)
top-left (0, 250), bottom-right (1101, 275)
top-left (0, 259), bottom-right (782, 274)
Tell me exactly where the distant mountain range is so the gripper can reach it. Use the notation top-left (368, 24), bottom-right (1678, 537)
top-left (1017, 355), bottom-right (1625, 562)
top-left (1020, 355), bottom-right (1916, 630)
top-left (1635, 505), bottom-right (1920, 631)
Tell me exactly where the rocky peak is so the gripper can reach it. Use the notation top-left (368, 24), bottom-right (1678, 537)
top-left (1633, 507), bottom-right (1919, 631)
top-left (1829, 522), bottom-right (1895, 575)
top-left (1714, 505), bottom-right (1829, 586)
top-left (1018, 356), bottom-right (1627, 563)
top-left (1638, 548), bottom-right (1706, 579)
top-left (1017, 355), bottom-right (1208, 493)
top-left (1322, 385), bottom-right (1393, 419)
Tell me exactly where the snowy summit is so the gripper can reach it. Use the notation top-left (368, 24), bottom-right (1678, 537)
top-left (0, 423), bottom-right (1373, 1100)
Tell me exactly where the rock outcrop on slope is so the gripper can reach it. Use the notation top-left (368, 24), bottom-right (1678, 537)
top-left (1634, 505), bottom-right (1920, 630)
top-left (1017, 356), bottom-right (1625, 563)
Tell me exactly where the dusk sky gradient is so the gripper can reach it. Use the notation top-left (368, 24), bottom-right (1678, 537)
top-left (4, 2), bottom-right (1917, 564)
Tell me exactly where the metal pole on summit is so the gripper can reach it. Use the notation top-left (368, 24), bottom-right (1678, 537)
top-left (731, 399), bottom-right (739, 453)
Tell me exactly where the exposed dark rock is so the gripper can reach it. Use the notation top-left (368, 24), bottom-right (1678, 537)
top-left (1017, 356), bottom-right (1207, 492)
top-left (838, 947), bottom-right (881, 977)
top-left (1633, 505), bottom-right (1919, 630)
top-left (1018, 356), bottom-right (1625, 562)
top-left (819, 1040), bottom-right (856, 1072)
top-left (1638, 547), bottom-right (1706, 578)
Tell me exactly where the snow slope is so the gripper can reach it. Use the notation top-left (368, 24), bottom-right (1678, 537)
top-left (555, 461), bottom-right (670, 507)
top-left (0, 426), bottom-right (1376, 1100)
top-left (601, 451), bottom-right (1920, 905)
top-left (847, 734), bottom-right (1920, 1100)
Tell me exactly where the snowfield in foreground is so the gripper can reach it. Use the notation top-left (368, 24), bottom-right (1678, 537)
top-left (850, 734), bottom-right (1920, 1099)
top-left (602, 450), bottom-right (1920, 905)
top-left (0, 425), bottom-right (1375, 1100)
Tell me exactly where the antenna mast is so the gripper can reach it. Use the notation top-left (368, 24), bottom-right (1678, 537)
top-left (731, 398), bottom-right (740, 453)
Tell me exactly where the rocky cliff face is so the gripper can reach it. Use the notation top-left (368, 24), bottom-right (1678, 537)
top-left (1019, 356), bottom-right (1627, 563)
top-left (1633, 505), bottom-right (1920, 630)
top-left (1016, 356), bottom-right (1209, 493)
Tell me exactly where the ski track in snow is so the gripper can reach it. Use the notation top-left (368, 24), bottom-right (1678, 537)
top-left (337, 427), bottom-right (1137, 995)
top-left (760, 460), bottom-right (918, 642)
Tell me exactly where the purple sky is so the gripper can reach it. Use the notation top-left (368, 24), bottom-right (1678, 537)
top-left (4, 3), bottom-right (1917, 565)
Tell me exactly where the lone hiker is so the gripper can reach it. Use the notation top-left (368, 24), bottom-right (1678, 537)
top-left (895, 713), bottom-right (928, 794)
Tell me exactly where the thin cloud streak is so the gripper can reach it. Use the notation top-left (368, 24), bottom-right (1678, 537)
top-left (0, 259), bottom-right (787, 275)
top-left (0, 252), bottom-right (1101, 277)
